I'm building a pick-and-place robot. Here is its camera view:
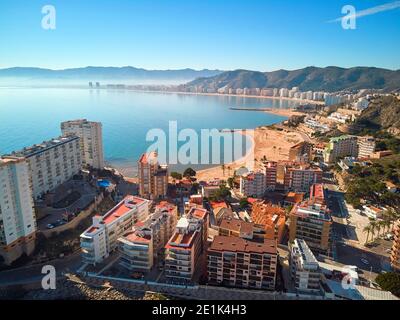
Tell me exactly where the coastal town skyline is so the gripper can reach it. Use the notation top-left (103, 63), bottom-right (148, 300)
top-left (1, 0), bottom-right (400, 307)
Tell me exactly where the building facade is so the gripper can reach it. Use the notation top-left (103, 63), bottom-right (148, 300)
top-left (390, 220), bottom-right (400, 272)
top-left (80, 196), bottom-right (150, 265)
top-left (164, 207), bottom-right (208, 283)
top-left (357, 136), bottom-right (376, 159)
top-left (289, 142), bottom-right (313, 163)
top-left (0, 158), bottom-right (37, 265)
top-left (290, 239), bottom-right (322, 293)
top-left (239, 171), bottom-right (266, 198)
top-left (323, 135), bottom-right (358, 163)
top-left (138, 152), bottom-right (168, 199)
top-left (61, 119), bottom-right (105, 169)
top-left (118, 201), bottom-right (178, 272)
top-left (207, 236), bottom-right (277, 290)
top-left (289, 195), bottom-right (332, 254)
top-left (4, 136), bottom-right (82, 200)
top-left (283, 164), bottom-right (323, 192)
top-left (264, 161), bottom-right (278, 191)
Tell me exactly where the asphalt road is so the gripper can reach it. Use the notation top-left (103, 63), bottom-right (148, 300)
top-left (0, 251), bottom-right (82, 286)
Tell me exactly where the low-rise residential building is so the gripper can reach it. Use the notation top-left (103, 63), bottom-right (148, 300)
top-left (357, 136), bottom-right (376, 159)
top-left (0, 157), bottom-right (37, 265)
top-left (290, 239), bottom-right (322, 293)
top-left (207, 236), bottom-right (278, 290)
top-left (80, 196), bottom-right (150, 265)
top-left (4, 136), bottom-right (82, 200)
top-left (323, 135), bottom-right (358, 163)
top-left (251, 201), bottom-right (286, 243)
top-left (118, 201), bottom-right (178, 272)
top-left (362, 205), bottom-right (387, 220)
top-left (289, 142), bottom-right (313, 163)
top-left (239, 171), bottom-right (266, 198)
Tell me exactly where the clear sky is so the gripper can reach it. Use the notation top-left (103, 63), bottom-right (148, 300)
top-left (0, 0), bottom-right (399, 71)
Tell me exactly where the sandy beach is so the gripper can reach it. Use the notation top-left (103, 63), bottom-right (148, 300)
top-left (195, 125), bottom-right (308, 181)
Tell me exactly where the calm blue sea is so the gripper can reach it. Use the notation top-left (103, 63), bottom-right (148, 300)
top-left (0, 88), bottom-right (299, 175)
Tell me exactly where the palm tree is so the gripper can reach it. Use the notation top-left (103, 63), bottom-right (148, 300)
top-left (369, 221), bottom-right (377, 241)
top-left (363, 225), bottom-right (371, 244)
top-left (221, 164), bottom-right (225, 176)
top-left (375, 222), bottom-right (381, 239)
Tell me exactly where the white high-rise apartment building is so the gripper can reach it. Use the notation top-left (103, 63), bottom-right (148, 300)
top-left (61, 119), bottom-right (104, 169)
top-left (239, 171), bottom-right (266, 198)
top-left (4, 136), bottom-right (82, 200)
top-left (0, 157), bottom-right (37, 265)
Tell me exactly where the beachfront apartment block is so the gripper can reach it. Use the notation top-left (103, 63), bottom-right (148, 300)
top-left (61, 119), bottom-right (105, 169)
top-left (289, 188), bottom-right (332, 254)
top-left (390, 221), bottom-right (400, 272)
top-left (138, 152), bottom-right (168, 199)
top-left (290, 239), bottom-right (322, 293)
top-left (239, 171), bottom-right (266, 198)
top-left (80, 195), bottom-right (150, 265)
top-left (323, 135), bottom-right (358, 163)
top-left (164, 207), bottom-right (208, 283)
top-left (357, 136), bottom-right (376, 159)
top-left (118, 201), bottom-right (178, 272)
top-left (283, 164), bottom-right (323, 193)
top-left (0, 158), bottom-right (37, 265)
top-left (207, 235), bottom-right (278, 290)
top-left (3, 136), bottom-right (82, 200)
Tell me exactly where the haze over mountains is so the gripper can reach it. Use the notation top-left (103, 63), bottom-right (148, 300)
top-left (186, 67), bottom-right (400, 92)
top-left (0, 66), bottom-right (223, 86)
top-left (1, 66), bottom-right (399, 92)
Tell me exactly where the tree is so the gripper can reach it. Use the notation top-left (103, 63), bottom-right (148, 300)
top-left (170, 172), bottom-right (182, 181)
top-left (183, 168), bottom-right (196, 178)
top-left (221, 164), bottom-right (225, 176)
top-left (239, 198), bottom-right (249, 209)
top-left (363, 225), bottom-right (371, 244)
top-left (227, 177), bottom-right (234, 189)
top-left (376, 272), bottom-right (400, 297)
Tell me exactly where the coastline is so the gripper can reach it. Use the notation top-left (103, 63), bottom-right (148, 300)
top-left (108, 106), bottom-right (308, 182)
top-left (127, 88), bottom-right (325, 105)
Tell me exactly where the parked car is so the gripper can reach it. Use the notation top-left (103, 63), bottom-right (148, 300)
top-left (130, 272), bottom-right (144, 279)
top-left (46, 224), bottom-right (55, 229)
top-left (360, 258), bottom-right (370, 265)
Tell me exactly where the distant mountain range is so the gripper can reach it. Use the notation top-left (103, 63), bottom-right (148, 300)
top-left (185, 66), bottom-right (400, 92)
top-left (0, 66), bottom-right (223, 84)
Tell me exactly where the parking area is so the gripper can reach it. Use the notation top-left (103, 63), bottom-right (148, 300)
top-left (36, 179), bottom-right (99, 231)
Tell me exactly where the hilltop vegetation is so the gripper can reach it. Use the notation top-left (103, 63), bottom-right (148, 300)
top-left (185, 66), bottom-right (400, 92)
top-left (356, 95), bottom-right (400, 135)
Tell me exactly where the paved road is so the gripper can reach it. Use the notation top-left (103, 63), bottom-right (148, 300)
top-left (0, 252), bottom-right (82, 286)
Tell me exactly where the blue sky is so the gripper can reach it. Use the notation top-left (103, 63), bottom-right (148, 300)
top-left (0, 0), bottom-right (399, 71)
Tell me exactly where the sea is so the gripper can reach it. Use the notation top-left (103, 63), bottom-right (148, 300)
top-left (0, 87), bottom-right (300, 176)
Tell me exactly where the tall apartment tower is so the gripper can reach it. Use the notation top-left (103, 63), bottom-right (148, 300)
top-left (61, 119), bottom-right (104, 169)
top-left (0, 157), bottom-right (37, 265)
top-left (391, 220), bottom-right (400, 272)
top-left (138, 152), bottom-right (168, 199)
top-left (4, 136), bottom-right (82, 200)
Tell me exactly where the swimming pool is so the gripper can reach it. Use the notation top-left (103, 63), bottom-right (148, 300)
top-left (97, 179), bottom-right (111, 188)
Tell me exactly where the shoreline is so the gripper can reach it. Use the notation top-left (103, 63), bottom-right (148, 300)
top-left (127, 88), bottom-right (325, 105)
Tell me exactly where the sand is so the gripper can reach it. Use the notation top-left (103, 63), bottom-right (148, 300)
top-left (196, 125), bottom-right (308, 181)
